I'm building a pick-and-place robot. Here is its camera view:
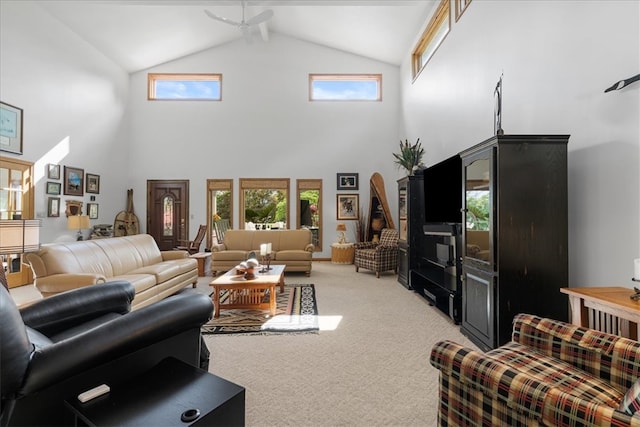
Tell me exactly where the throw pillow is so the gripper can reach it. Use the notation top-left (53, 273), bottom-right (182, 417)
top-left (619, 378), bottom-right (640, 415)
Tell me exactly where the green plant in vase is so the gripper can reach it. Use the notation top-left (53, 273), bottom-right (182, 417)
top-left (393, 138), bottom-right (425, 175)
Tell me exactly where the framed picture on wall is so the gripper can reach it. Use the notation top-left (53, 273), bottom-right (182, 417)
top-left (86, 173), bottom-right (100, 194)
top-left (47, 197), bottom-right (60, 217)
top-left (337, 194), bottom-right (359, 220)
top-left (47, 163), bottom-right (60, 180)
top-left (46, 181), bottom-right (61, 195)
top-left (0, 102), bottom-right (23, 155)
top-left (336, 173), bottom-right (359, 191)
top-left (64, 166), bottom-right (84, 196)
top-left (87, 203), bottom-right (99, 219)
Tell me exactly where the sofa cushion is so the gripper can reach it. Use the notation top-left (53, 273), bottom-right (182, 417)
top-left (111, 274), bottom-right (157, 294)
top-left (488, 341), bottom-right (624, 408)
top-left (213, 250), bottom-right (249, 261)
top-left (619, 378), bottom-right (640, 415)
top-left (274, 250), bottom-right (312, 261)
top-left (222, 231), bottom-right (255, 251)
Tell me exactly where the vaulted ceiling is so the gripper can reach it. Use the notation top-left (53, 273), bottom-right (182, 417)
top-left (34, 0), bottom-right (437, 73)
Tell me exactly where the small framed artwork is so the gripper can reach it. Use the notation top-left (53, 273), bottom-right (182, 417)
top-left (46, 181), bottom-right (61, 195)
top-left (86, 173), bottom-right (100, 194)
top-left (47, 197), bottom-right (60, 217)
top-left (47, 163), bottom-right (60, 180)
top-left (337, 173), bottom-right (359, 191)
top-left (87, 203), bottom-right (99, 219)
top-left (0, 102), bottom-right (23, 155)
top-left (64, 166), bottom-right (84, 196)
top-left (337, 194), bottom-right (359, 220)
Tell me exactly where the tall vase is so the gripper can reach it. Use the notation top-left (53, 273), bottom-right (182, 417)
top-left (371, 216), bottom-right (385, 232)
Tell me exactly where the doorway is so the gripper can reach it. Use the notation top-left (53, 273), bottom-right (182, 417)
top-left (147, 180), bottom-right (189, 251)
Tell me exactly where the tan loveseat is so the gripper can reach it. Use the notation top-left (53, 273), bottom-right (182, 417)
top-left (211, 229), bottom-right (314, 276)
top-left (25, 234), bottom-right (198, 309)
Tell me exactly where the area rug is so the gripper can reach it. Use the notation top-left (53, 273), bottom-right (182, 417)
top-left (202, 284), bottom-right (319, 335)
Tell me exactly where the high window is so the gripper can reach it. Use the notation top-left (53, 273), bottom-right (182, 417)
top-left (412, 0), bottom-right (450, 79)
top-left (148, 73), bottom-right (222, 101)
top-left (309, 74), bottom-right (382, 101)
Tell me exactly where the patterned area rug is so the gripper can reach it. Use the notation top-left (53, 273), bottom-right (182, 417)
top-left (202, 284), bottom-right (319, 335)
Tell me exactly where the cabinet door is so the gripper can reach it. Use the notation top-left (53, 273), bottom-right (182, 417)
top-left (462, 267), bottom-right (495, 351)
top-left (462, 151), bottom-right (494, 270)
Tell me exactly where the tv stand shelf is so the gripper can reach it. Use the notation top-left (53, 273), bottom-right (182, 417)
top-left (411, 267), bottom-right (461, 324)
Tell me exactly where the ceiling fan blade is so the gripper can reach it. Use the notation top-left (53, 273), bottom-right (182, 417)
top-left (241, 26), bottom-right (253, 43)
top-left (204, 9), bottom-right (241, 27)
top-left (246, 9), bottom-right (273, 26)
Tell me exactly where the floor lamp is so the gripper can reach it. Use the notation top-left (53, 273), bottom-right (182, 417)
top-left (0, 219), bottom-right (41, 290)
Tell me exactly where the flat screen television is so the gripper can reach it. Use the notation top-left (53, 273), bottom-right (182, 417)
top-left (424, 154), bottom-right (462, 224)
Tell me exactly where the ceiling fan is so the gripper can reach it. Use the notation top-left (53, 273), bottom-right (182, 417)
top-left (204, 2), bottom-right (274, 43)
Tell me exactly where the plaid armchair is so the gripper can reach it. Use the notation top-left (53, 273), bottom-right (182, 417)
top-left (430, 313), bottom-right (640, 426)
top-left (353, 228), bottom-right (398, 278)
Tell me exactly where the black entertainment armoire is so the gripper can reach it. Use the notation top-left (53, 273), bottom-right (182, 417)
top-left (459, 134), bottom-right (569, 351)
top-left (399, 134), bottom-right (569, 350)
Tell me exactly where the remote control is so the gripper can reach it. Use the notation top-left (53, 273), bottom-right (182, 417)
top-left (77, 384), bottom-right (110, 403)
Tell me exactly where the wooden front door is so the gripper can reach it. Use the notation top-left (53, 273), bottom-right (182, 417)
top-left (147, 180), bottom-right (189, 251)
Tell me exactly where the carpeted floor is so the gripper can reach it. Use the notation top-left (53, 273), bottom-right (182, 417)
top-left (202, 284), bottom-right (319, 335)
top-left (193, 261), bottom-right (478, 426)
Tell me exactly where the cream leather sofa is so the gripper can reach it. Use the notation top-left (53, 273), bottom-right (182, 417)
top-left (211, 229), bottom-right (314, 276)
top-left (25, 234), bottom-right (198, 309)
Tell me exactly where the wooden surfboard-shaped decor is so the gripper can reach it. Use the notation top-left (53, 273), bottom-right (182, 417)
top-left (367, 172), bottom-right (395, 242)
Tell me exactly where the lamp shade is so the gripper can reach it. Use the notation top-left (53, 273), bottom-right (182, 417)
top-left (67, 215), bottom-right (90, 230)
top-left (0, 219), bottom-right (41, 254)
top-left (336, 223), bottom-right (347, 232)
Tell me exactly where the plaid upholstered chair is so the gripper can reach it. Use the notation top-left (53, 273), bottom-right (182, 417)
top-left (353, 228), bottom-right (399, 278)
top-left (430, 313), bottom-right (640, 426)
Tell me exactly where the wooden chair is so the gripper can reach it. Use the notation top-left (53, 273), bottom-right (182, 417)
top-left (175, 224), bottom-right (207, 254)
top-left (213, 219), bottom-right (230, 244)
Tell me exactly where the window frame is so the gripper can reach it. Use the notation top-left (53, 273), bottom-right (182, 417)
top-left (309, 74), bottom-right (382, 102)
top-left (147, 73), bottom-right (222, 101)
top-left (411, 0), bottom-right (451, 80)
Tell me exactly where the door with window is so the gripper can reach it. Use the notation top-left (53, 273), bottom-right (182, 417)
top-left (147, 180), bottom-right (189, 251)
top-left (0, 156), bottom-right (35, 287)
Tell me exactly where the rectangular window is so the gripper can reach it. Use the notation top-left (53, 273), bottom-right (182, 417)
top-left (148, 73), bottom-right (222, 101)
top-left (412, 0), bottom-right (450, 79)
top-left (309, 74), bottom-right (382, 101)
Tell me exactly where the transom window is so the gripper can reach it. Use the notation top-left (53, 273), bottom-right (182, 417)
top-left (412, 0), bottom-right (450, 79)
top-left (148, 73), bottom-right (222, 101)
top-left (309, 74), bottom-right (382, 101)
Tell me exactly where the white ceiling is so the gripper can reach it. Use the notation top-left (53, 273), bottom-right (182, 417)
top-left (34, 0), bottom-right (437, 73)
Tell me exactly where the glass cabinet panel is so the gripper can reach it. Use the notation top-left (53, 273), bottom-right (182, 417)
top-left (464, 157), bottom-right (491, 265)
top-left (0, 156), bottom-right (34, 287)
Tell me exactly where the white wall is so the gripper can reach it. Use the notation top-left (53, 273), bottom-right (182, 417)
top-left (400, 0), bottom-right (640, 286)
top-left (128, 34), bottom-right (402, 257)
top-left (0, 1), bottom-right (130, 243)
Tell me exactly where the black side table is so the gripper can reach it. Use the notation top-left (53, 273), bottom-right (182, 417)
top-left (65, 357), bottom-right (245, 426)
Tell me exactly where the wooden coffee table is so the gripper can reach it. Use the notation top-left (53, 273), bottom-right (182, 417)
top-left (209, 265), bottom-right (285, 318)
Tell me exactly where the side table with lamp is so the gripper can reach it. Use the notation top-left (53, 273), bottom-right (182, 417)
top-left (331, 223), bottom-right (354, 264)
top-left (0, 219), bottom-right (40, 290)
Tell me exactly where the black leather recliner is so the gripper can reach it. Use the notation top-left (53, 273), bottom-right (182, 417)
top-left (0, 281), bottom-right (213, 426)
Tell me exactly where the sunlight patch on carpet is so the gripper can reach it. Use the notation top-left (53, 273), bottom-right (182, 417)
top-left (202, 284), bottom-right (319, 335)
